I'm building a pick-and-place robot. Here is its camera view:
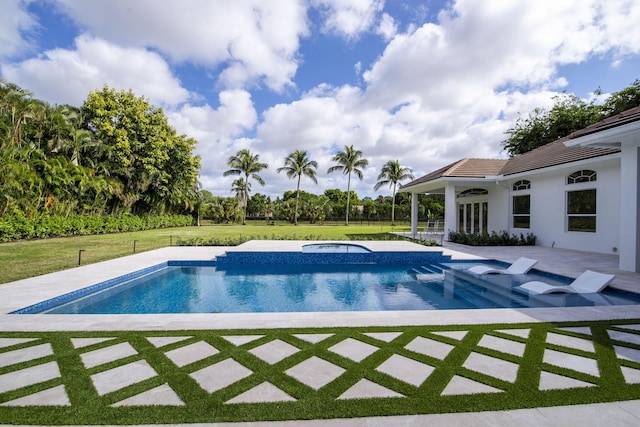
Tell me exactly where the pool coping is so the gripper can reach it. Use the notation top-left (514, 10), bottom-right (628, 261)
top-left (2, 241), bottom-right (640, 331)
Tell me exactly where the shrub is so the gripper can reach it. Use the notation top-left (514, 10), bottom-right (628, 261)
top-left (0, 213), bottom-right (194, 242)
top-left (448, 230), bottom-right (536, 246)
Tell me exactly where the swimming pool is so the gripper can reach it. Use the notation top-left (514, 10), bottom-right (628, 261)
top-left (14, 258), bottom-right (640, 314)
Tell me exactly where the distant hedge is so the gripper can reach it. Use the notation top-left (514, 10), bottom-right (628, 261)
top-left (0, 213), bottom-right (194, 242)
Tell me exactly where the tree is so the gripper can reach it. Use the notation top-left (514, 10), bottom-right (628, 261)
top-left (231, 177), bottom-right (249, 202)
top-left (82, 85), bottom-right (200, 215)
top-left (0, 80), bottom-right (43, 149)
top-left (502, 81), bottom-right (640, 156)
top-left (502, 93), bottom-right (601, 155)
top-left (374, 160), bottom-right (414, 225)
top-left (247, 193), bottom-right (271, 218)
top-left (602, 79), bottom-right (640, 116)
top-left (327, 145), bottom-right (368, 225)
top-left (277, 150), bottom-right (318, 225)
top-left (223, 149), bottom-right (268, 224)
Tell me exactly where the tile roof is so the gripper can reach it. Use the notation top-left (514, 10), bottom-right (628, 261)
top-left (402, 106), bottom-right (640, 190)
top-left (401, 158), bottom-right (508, 188)
top-left (498, 138), bottom-right (619, 176)
top-left (567, 105), bottom-right (640, 139)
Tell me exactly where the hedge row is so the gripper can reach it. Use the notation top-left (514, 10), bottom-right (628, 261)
top-left (448, 230), bottom-right (536, 246)
top-left (0, 213), bottom-right (194, 242)
top-left (175, 233), bottom-right (441, 247)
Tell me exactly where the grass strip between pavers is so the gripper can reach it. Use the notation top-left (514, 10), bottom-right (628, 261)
top-left (1, 319), bottom-right (640, 425)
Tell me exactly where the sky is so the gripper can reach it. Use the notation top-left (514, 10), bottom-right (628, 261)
top-left (1, 0), bottom-right (639, 200)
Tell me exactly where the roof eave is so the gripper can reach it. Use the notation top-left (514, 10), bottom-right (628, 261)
top-left (399, 176), bottom-right (499, 193)
top-left (564, 120), bottom-right (640, 148)
top-left (498, 151), bottom-right (620, 180)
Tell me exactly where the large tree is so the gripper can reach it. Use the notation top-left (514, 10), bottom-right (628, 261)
top-left (82, 85), bottom-right (200, 214)
top-left (374, 160), bottom-right (414, 225)
top-left (502, 80), bottom-right (640, 156)
top-left (277, 149), bottom-right (318, 225)
top-left (502, 93), bottom-right (601, 156)
top-left (327, 145), bottom-right (368, 225)
top-left (223, 148), bottom-right (268, 224)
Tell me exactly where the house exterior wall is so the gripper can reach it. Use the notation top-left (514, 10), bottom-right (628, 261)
top-left (487, 184), bottom-right (509, 233)
top-left (504, 157), bottom-right (620, 254)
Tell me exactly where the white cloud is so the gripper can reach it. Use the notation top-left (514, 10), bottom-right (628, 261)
top-left (54, 0), bottom-right (309, 92)
top-left (1, 34), bottom-right (189, 107)
top-left (2, 0), bottom-right (640, 200)
top-left (312, 0), bottom-right (384, 39)
top-left (169, 89), bottom-right (257, 149)
top-left (376, 12), bottom-right (397, 40)
top-left (0, 0), bottom-right (36, 58)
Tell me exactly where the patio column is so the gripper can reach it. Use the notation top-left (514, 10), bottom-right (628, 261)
top-left (620, 142), bottom-right (640, 272)
top-left (444, 183), bottom-right (456, 241)
top-left (411, 192), bottom-right (419, 235)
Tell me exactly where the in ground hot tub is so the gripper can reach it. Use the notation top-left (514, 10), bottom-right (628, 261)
top-left (301, 243), bottom-right (371, 253)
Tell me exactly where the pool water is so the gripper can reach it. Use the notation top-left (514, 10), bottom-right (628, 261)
top-left (34, 262), bottom-right (640, 314)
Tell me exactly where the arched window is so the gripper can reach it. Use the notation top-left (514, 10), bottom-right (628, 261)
top-left (512, 181), bottom-right (531, 229)
top-left (567, 170), bottom-right (596, 184)
top-left (566, 170), bottom-right (597, 232)
top-left (512, 180), bottom-right (530, 191)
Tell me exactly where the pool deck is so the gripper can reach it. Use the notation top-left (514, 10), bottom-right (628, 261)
top-left (2, 240), bottom-right (640, 425)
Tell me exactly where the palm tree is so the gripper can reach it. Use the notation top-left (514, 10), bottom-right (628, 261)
top-left (231, 177), bottom-right (250, 202)
top-left (224, 149), bottom-right (268, 224)
top-left (327, 145), bottom-right (368, 225)
top-left (374, 160), bottom-right (414, 225)
top-left (277, 149), bottom-right (318, 225)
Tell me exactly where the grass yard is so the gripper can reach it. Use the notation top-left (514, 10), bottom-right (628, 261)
top-left (1, 319), bottom-right (640, 424)
top-left (0, 223), bottom-right (414, 285)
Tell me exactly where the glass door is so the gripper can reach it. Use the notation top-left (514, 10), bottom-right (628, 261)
top-left (457, 201), bottom-right (488, 234)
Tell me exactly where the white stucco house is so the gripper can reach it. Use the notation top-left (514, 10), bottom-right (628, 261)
top-left (399, 106), bottom-right (640, 272)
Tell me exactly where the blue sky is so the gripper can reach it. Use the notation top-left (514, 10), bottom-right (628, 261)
top-left (1, 0), bottom-right (639, 199)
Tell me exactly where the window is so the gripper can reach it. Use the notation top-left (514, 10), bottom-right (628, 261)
top-left (567, 189), bottom-right (596, 232)
top-left (512, 180), bottom-right (531, 191)
top-left (513, 195), bottom-right (530, 228)
top-left (567, 170), bottom-right (596, 184)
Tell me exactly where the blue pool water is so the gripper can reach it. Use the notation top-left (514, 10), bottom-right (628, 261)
top-left (19, 260), bottom-right (640, 314)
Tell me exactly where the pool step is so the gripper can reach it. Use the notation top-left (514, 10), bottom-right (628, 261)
top-left (412, 263), bottom-right (447, 282)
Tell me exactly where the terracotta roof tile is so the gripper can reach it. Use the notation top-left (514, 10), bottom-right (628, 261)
top-left (567, 105), bottom-right (640, 139)
top-left (498, 138), bottom-right (619, 176)
top-left (402, 105), bottom-right (639, 190)
top-left (402, 158), bottom-right (507, 188)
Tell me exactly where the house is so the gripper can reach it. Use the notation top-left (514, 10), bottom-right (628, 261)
top-left (399, 106), bottom-right (640, 272)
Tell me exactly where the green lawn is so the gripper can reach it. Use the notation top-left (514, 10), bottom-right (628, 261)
top-left (0, 223), bottom-right (414, 285)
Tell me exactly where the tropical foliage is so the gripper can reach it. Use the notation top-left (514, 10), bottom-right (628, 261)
top-left (223, 149), bottom-right (268, 225)
top-left (0, 80), bottom-right (201, 226)
top-left (448, 230), bottom-right (536, 246)
top-left (374, 160), bottom-right (414, 225)
top-left (327, 145), bottom-right (369, 225)
top-left (502, 79), bottom-right (640, 155)
top-left (277, 150), bottom-right (318, 225)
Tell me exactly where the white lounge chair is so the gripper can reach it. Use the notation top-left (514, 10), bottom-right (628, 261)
top-left (515, 270), bottom-right (615, 295)
top-left (468, 257), bottom-right (538, 275)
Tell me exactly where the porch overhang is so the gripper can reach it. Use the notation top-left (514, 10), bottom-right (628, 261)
top-left (398, 176), bottom-right (500, 195)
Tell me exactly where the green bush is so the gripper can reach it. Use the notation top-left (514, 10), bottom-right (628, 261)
top-left (0, 213), bottom-right (194, 242)
top-left (448, 230), bottom-right (536, 246)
